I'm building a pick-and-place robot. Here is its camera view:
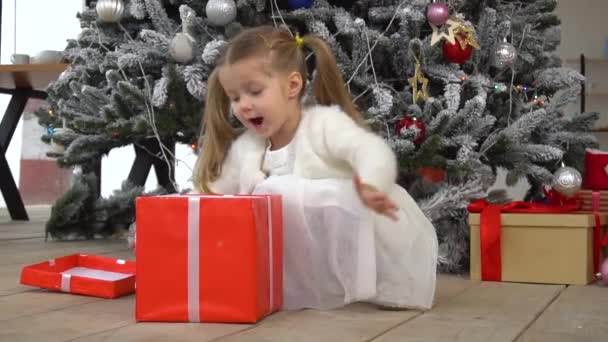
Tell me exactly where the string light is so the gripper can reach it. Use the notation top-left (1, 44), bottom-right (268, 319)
top-left (529, 93), bottom-right (548, 107)
top-left (493, 83), bottom-right (508, 93)
top-left (511, 84), bottom-right (535, 93)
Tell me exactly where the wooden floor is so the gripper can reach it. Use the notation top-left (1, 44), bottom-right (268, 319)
top-left (1, 207), bottom-right (607, 342)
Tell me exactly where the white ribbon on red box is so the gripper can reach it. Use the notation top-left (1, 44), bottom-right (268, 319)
top-left (61, 273), bottom-right (71, 292)
top-left (186, 196), bottom-right (275, 322)
top-left (48, 258), bottom-right (72, 292)
top-left (187, 197), bottom-right (201, 322)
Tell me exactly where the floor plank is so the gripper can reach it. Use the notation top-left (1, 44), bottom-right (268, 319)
top-left (0, 206), bottom-right (51, 228)
top-left (0, 264), bottom-right (38, 296)
top-left (433, 273), bottom-right (477, 306)
top-left (517, 284), bottom-right (608, 342)
top-left (212, 303), bottom-right (420, 342)
top-left (0, 296), bottom-right (134, 342)
top-left (30, 275), bottom-right (472, 342)
top-left (210, 274), bottom-right (475, 342)
top-left (0, 290), bottom-right (102, 321)
top-left (0, 221), bottom-right (46, 240)
top-left (67, 317), bottom-right (257, 342)
top-left (371, 282), bottom-right (564, 341)
top-left (0, 230), bottom-right (44, 240)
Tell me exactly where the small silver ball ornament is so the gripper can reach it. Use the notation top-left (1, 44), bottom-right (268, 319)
top-left (494, 40), bottom-right (517, 68)
top-left (96, 0), bottom-right (125, 23)
top-left (551, 166), bottom-right (582, 197)
top-left (206, 0), bottom-right (237, 26)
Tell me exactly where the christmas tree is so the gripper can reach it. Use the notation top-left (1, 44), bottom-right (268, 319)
top-left (36, 0), bottom-right (598, 271)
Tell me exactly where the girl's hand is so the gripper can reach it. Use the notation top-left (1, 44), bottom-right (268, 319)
top-left (353, 175), bottom-right (399, 221)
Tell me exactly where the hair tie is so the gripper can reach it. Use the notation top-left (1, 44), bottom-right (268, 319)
top-left (294, 34), bottom-right (304, 47)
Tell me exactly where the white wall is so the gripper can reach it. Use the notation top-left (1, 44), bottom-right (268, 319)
top-left (556, 0), bottom-right (608, 59)
top-left (0, 1), bottom-right (197, 208)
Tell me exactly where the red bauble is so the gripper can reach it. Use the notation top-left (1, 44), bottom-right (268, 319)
top-left (395, 115), bottom-right (426, 145)
top-left (442, 34), bottom-right (473, 64)
top-left (417, 167), bottom-right (446, 184)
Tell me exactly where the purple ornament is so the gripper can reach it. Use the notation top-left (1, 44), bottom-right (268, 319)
top-left (288, 0), bottom-right (314, 10)
top-left (426, 1), bottom-right (450, 26)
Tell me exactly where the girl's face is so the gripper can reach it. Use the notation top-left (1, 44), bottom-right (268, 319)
top-left (218, 57), bottom-right (303, 147)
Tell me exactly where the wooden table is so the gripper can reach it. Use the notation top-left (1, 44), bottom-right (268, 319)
top-left (0, 63), bottom-right (67, 221)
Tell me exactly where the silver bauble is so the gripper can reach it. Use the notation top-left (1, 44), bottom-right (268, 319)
top-left (96, 0), bottom-right (125, 23)
top-left (206, 0), bottom-right (237, 26)
top-left (493, 41), bottom-right (517, 68)
top-left (170, 33), bottom-right (194, 64)
top-left (551, 166), bottom-right (582, 197)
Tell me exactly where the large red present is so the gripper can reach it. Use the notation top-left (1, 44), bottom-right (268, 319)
top-left (20, 254), bottom-right (136, 298)
top-left (135, 194), bottom-right (283, 323)
top-left (584, 149), bottom-right (608, 190)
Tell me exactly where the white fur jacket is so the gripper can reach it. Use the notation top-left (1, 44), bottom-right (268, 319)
top-left (209, 104), bottom-right (398, 195)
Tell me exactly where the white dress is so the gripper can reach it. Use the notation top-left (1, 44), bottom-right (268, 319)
top-left (253, 142), bottom-right (437, 311)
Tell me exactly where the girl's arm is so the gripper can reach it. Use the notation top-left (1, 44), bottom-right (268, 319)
top-left (207, 143), bottom-right (240, 194)
top-left (208, 131), bottom-right (266, 195)
top-left (316, 105), bottom-right (398, 193)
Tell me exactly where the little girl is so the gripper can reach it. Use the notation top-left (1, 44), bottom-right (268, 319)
top-left (193, 26), bottom-right (438, 310)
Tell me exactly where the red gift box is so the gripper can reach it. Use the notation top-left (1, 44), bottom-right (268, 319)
top-left (20, 254), bottom-right (136, 299)
top-left (135, 194), bottom-right (283, 323)
top-left (584, 149), bottom-right (608, 190)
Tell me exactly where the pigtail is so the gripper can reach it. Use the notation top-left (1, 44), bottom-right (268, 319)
top-left (302, 34), bottom-right (365, 125)
top-left (193, 69), bottom-right (238, 194)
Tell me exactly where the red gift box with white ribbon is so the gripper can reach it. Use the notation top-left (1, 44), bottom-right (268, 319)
top-left (20, 254), bottom-right (136, 298)
top-left (135, 194), bottom-right (283, 323)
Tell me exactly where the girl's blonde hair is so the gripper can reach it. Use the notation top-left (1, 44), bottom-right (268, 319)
top-left (194, 25), bottom-right (363, 193)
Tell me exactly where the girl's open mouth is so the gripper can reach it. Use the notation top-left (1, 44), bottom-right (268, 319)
top-left (249, 117), bottom-right (264, 126)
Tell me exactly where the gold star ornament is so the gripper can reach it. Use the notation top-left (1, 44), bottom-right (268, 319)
top-left (430, 19), bottom-right (458, 46)
top-left (408, 62), bottom-right (429, 104)
top-left (453, 23), bottom-right (480, 50)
